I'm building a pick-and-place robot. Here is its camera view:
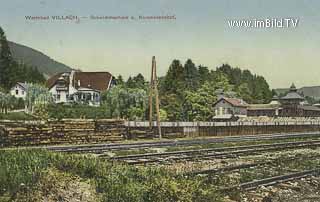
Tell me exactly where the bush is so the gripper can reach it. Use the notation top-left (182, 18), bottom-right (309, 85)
top-left (47, 104), bottom-right (110, 120)
top-left (0, 112), bottom-right (36, 120)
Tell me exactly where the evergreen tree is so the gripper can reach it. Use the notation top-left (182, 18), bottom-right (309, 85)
top-left (0, 26), bottom-right (13, 90)
top-left (198, 65), bottom-right (210, 85)
top-left (161, 59), bottom-right (184, 95)
top-left (116, 75), bottom-right (124, 86)
top-left (183, 59), bottom-right (199, 91)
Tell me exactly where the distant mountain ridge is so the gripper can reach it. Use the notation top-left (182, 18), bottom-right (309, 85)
top-left (275, 86), bottom-right (320, 100)
top-left (8, 41), bottom-right (72, 78)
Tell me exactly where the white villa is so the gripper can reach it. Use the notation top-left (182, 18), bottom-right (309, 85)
top-left (46, 70), bottom-right (115, 106)
top-left (10, 82), bottom-right (29, 99)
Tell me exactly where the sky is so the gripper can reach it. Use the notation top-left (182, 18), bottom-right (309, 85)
top-left (0, 0), bottom-right (320, 89)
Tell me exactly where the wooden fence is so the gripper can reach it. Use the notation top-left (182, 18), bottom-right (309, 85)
top-left (126, 121), bottom-right (320, 138)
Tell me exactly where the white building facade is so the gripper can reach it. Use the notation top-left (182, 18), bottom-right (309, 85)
top-left (10, 82), bottom-right (28, 99)
top-left (46, 70), bottom-right (114, 106)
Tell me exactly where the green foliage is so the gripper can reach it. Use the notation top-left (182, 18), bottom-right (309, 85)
top-left (47, 104), bottom-right (109, 120)
top-left (25, 83), bottom-right (52, 115)
top-left (0, 112), bottom-right (36, 120)
top-left (217, 64), bottom-right (272, 103)
top-left (0, 149), bottom-right (223, 202)
top-left (183, 59), bottom-right (200, 91)
top-left (126, 73), bottom-right (147, 90)
top-left (115, 75), bottom-right (125, 86)
top-left (101, 85), bottom-right (148, 120)
top-left (0, 93), bottom-right (25, 114)
top-left (161, 60), bottom-right (185, 96)
top-left (159, 61), bottom-right (273, 121)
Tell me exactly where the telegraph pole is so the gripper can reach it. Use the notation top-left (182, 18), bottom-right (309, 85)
top-left (149, 56), bottom-right (162, 139)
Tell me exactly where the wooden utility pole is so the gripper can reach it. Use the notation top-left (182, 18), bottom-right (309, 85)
top-left (149, 56), bottom-right (162, 139)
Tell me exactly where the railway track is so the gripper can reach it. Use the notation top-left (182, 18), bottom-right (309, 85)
top-left (108, 140), bottom-right (320, 165)
top-left (46, 132), bottom-right (320, 153)
top-left (223, 168), bottom-right (320, 191)
top-left (188, 154), bottom-right (320, 176)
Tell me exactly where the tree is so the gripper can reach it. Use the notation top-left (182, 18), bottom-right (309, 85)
top-left (25, 84), bottom-right (52, 114)
top-left (198, 65), bottom-right (210, 86)
top-left (0, 26), bottom-right (13, 90)
top-left (161, 93), bottom-right (184, 121)
top-left (0, 92), bottom-right (10, 113)
top-left (160, 60), bottom-right (185, 95)
top-left (183, 59), bottom-right (199, 91)
top-left (101, 85), bottom-right (148, 120)
top-left (183, 74), bottom-right (232, 121)
top-left (236, 83), bottom-right (252, 103)
top-left (115, 75), bottom-right (125, 86)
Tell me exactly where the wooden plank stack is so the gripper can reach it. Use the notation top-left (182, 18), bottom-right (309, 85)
top-left (0, 122), bottom-right (52, 146)
top-left (128, 129), bottom-right (154, 139)
top-left (94, 119), bottom-right (126, 141)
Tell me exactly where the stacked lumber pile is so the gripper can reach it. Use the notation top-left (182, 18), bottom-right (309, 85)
top-left (49, 119), bottom-right (96, 144)
top-left (163, 132), bottom-right (186, 139)
top-left (0, 119), bottom-right (126, 146)
top-left (0, 121), bottom-right (52, 146)
top-left (49, 119), bottom-right (126, 143)
top-left (94, 119), bottom-right (126, 141)
top-left (128, 129), bottom-right (154, 139)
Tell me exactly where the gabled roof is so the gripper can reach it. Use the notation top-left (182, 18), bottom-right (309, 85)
top-left (73, 72), bottom-right (112, 91)
top-left (281, 92), bottom-right (304, 100)
top-left (281, 83), bottom-right (305, 100)
top-left (15, 82), bottom-right (29, 90)
top-left (213, 97), bottom-right (248, 108)
top-left (46, 71), bottom-right (113, 92)
top-left (46, 73), bottom-right (65, 88)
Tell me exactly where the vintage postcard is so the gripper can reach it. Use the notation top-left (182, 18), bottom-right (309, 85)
top-left (1, 1), bottom-right (320, 201)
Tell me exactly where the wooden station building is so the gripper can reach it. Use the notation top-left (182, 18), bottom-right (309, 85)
top-left (248, 84), bottom-right (320, 117)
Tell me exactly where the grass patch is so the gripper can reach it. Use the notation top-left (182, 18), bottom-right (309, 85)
top-left (0, 149), bottom-right (223, 202)
top-left (0, 112), bottom-right (37, 120)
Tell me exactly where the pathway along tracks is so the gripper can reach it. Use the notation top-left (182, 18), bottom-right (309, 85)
top-left (109, 140), bottom-right (320, 165)
top-left (46, 132), bottom-right (320, 153)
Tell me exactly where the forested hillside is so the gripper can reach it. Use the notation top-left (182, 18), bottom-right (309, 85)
top-left (8, 41), bottom-right (71, 78)
top-left (0, 26), bottom-right (45, 91)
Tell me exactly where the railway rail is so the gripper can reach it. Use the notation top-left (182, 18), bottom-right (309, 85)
top-left (223, 168), bottom-right (320, 191)
top-left (109, 140), bottom-right (320, 165)
top-left (46, 132), bottom-right (320, 153)
top-left (188, 154), bottom-right (320, 176)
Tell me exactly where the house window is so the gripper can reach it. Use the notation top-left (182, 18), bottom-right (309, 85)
top-left (16, 90), bottom-right (19, 95)
top-left (57, 94), bottom-right (61, 100)
top-left (22, 91), bottom-right (24, 95)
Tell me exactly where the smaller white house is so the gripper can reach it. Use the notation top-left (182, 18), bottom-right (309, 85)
top-left (10, 82), bottom-right (29, 99)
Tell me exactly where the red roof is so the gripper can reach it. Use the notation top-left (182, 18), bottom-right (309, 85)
top-left (214, 97), bottom-right (248, 107)
top-left (46, 71), bottom-right (113, 91)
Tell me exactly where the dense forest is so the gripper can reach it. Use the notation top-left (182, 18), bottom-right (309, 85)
top-left (0, 26), bottom-right (45, 91)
